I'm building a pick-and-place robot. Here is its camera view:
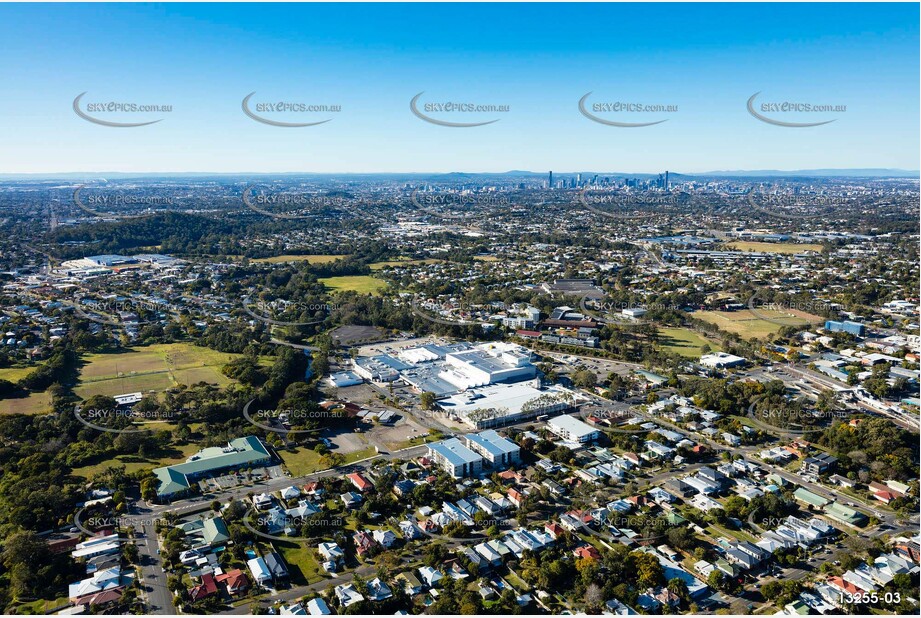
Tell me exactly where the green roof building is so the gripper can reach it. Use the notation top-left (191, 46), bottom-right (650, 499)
top-left (793, 487), bottom-right (829, 508)
top-left (664, 512), bottom-right (687, 526)
top-left (823, 502), bottom-right (869, 527)
top-left (202, 517), bottom-right (230, 545)
top-left (153, 436), bottom-right (272, 499)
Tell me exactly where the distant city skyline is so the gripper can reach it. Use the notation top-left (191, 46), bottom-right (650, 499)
top-left (0, 3), bottom-right (918, 173)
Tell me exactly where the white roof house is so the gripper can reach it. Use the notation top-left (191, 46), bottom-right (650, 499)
top-left (335, 583), bottom-right (364, 606)
top-left (247, 557), bottom-right (271, 585)
top-left (306, 598), bottom-right (333, 615)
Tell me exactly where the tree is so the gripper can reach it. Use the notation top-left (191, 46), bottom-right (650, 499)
top-left (666, 526), bottom-right (697, 551)
top-left (707, 569), bottom-right (723, 587)
top-left (585, 583), bottom-right (604, 612)
top-left (122, 542), bottom-right (140, 564)
top-left (761, 580), bottom-right (782, 601)
top-left (2, 530), bottom-right (50, 570)
top-left (667, 578), bottom-right (690, 605)
top-left (420, 391), bottom-right (437, 411)
top-left (633, 551), bottom-right (665, 589)
top-left (572, 369), bottom-right (597, 389)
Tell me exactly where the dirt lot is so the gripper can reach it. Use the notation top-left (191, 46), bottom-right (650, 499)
top-left (329, 325), bottom-right (386, 346)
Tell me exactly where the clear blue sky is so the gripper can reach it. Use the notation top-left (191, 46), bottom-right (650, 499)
top-left (0, 3), bottom-right (917, 173)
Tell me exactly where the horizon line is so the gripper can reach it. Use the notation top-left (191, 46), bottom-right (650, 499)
top-left (1, 168), bottom-right (918, 178)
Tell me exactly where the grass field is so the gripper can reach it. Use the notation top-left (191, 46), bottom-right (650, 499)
top-left (275, 541), bottom-right (324, 585)
top-left (278, 446), bottom-right (377, 476)
top-left (253, 254), bottom-right (349, 264)
top-left (0, 390), bottom-right (52, 415)
top-left (0, 364), bottom-right (43, 383)
top-left (694, 309), bottom-right (821, 339)
top-left (726, 241), bottom-right (824, 254)
top-left (73, 343), bottom-right (249, 400)
top-left (1, 343), bottom-right (268, 415)
top-left (319, 275), bottom-right (387, 295)
top-left (70, 442), bottom-right (203, 479)
top-left (658, 327), bottom-right (722, 358)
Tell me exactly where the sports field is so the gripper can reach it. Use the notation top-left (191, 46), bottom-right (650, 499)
top-left (319, 275), bottom-right (387, 295)
top-left (73, 343), bottom-right (246, 400)
top-left (726, 241), bottom-right (823, 254)
top-left (1, 344), bottom-right (268, 414)
top-left (253, 254), bottom-right (348, 264)
top-left (694, 308), bottom-right (821, 339)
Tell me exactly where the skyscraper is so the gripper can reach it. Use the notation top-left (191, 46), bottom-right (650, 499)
top-left (548, 171), bottom-right (553, 188)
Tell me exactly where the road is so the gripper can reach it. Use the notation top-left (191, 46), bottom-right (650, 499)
top-left (572, 385), bottom-right (916, 531)
top-left (136, 518), bottom-right (175, 614)
top-left (116, 444), bottom-right (428, 613)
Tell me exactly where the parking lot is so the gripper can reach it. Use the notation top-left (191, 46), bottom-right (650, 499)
top-left (197, 465), bottom-right (286, 492)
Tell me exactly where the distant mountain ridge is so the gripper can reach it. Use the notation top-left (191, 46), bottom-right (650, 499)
top-left (0, 168), bottom-right (916, 180)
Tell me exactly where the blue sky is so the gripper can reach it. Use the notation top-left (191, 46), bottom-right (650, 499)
top-left (0, 3), bottom-right (917, 173)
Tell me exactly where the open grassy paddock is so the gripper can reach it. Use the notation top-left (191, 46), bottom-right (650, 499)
top-left (726, 241), bottom-right (824, 254)
top-left (0, 364), bottom-right (44, 383)
top-left (69, 442), bottom-right (204, 480)
top-left (72, 343), bottom-right (244, 400)
top-left (319, 275), bottom-right (387, 295)
top-left (694, 308), bottom-right (821, 339)
top-left (658, 327), bottom-right (723, 358)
